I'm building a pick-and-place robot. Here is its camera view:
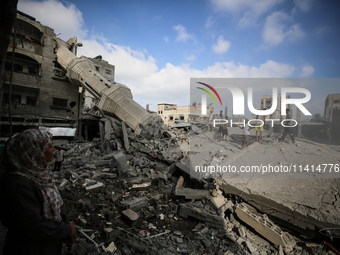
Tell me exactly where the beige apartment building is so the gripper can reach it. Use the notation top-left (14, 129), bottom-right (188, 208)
top-left (157, 103), bottom-right (214, 125)
top-left (0, 11), bottom-right (81, 137)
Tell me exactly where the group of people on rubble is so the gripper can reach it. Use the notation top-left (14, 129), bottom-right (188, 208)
top-left (208, 108), bottom-right (295, 149)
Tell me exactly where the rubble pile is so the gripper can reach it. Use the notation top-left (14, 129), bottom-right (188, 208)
top-left (48, 116), bottom-right (340, 255)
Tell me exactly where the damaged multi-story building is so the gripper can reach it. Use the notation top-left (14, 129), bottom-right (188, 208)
top-left (0, 10), bottom-right (162, 140)
top-left (0, 11), bottom-right (82, 137)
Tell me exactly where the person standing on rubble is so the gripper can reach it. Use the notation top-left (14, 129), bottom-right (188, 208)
top-left (208, 109), bottom-right (214, 132)
top-left (0, 129), bottom-right (77, 255)
top-left (279, 108), bottom-right (295, 144)
top-left (255, 115), bottom-right (264, 143)
top-left (218, 110), bottom-right (224, 139)
top-left (53, 147), bottom-right (65, 172)
top-left (238, 118), bottom-right (253, 149)
top-left (222, 116), bottom-right (229, 141)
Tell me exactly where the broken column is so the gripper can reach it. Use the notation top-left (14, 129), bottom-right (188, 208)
top-left (111, 151), bottom-right (128, 176)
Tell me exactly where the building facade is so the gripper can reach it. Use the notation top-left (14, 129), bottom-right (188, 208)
top-left (157, 103), bottom-right (214, 125)
top-left (324, 94), bottom-right (340, 143)
top-left (324, 94), bottom-right (340, 123)
top-left (257, 94), bottom-right (291, 120)
top-left (0, 11), bottom-right (82, 137)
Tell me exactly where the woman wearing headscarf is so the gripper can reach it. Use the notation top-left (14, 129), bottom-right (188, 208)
top-left (0, 129), bottom-right (77, 255)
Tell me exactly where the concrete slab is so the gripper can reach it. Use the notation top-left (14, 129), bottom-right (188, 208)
top-left (122, 209), bottom-right (139, 221)
top-left (189, 129), bottom-right (340, 237)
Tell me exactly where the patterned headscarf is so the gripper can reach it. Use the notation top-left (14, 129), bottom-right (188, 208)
top-left (6, 129), bottom-right (63, 222)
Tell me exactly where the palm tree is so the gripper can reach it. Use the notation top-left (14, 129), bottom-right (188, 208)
top-left (310, 113), bottom-right (324, 123)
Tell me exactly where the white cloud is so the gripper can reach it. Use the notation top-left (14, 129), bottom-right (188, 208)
top-left (163, 36), bottom-right (169, 43)
top-left (212, 35), bottom-right (231, 54)
top-left (300, 64), bottom-right (315, 77)
top-left (262, 12), bottom-right (305, 47)
top-left (211, 0), bottom-right (282, 14)
top-left (17, 0), bottom-right (299, 112)
top-left (205, 17), bottom-right (215, 28)
top-left (79, 37), bottom-right (295, 109)
top-left (78, 36), bottom-right (158, 81)
top-left (211, 0), bottom-right (284, 28)
top-left (238, 11), bottom-right (257, 28)
top-left (186, 54), bottom-right (196, 61)
top-left (203, 60), bottom-right (294, 78)
top-left (18, 0), bottom-right (86, 40)
top-left (173, 24), bottom-right (195, 42)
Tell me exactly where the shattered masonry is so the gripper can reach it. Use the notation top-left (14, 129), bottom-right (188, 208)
top-left (28, 119), bottom-right (340, 255)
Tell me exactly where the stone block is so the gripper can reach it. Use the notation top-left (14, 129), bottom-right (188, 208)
top-left (179, 203), bottom-right (227, 229)
top-left (131, 182), bottom-right (152, 190)
top-left (209, 197), bottom-right (228, 210)
top-left (246, 240), bottom-right (256, 254)
top-left (121, 197), bottom-right (148, 211)
top-left (175, 176), bottom-right (184, 190)
top-left (122, 208), bottom-right (139, 221)
top-left (85, 164), bottom-right (96, 170)
top-left (85, 181), bottom-right (105, 191)
top-left (121, 121), bottom-right (130, 151)
top-left (113, 151), bottom-right (128, 176)
top-left (175, 188), bottom-right (211, 199)
top-left (237, 226), bottom-right (246, 239)
top-left (218, 201), bottom-right (234, 215)
top-left (105, 242), bottom-right (117, 253)
top-left (174, 176), bottom-right (210, 199)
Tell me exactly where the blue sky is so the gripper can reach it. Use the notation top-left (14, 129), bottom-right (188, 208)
top-left (18, 0), bottom-right (340, 112)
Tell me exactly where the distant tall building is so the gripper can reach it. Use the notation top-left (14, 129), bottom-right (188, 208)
top-left (324, 93), bottom-right (340, 143)
top-left (296, 107), bottom-right (301, 122)
top-left (324, 93), bottom-right (340, 123)
top-left (224, 106), bottom-right (228, 117)
top-left (258, 94), bottom-right (290, 120)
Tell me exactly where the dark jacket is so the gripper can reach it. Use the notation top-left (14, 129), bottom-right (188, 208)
top-left (0, 173), bottom-right (71, 255)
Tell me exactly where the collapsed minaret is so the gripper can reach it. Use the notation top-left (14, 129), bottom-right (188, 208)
top-left (55, 38), bottom-right (163, 138)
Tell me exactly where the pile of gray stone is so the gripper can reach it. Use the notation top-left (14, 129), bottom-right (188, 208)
top-left (49, 116), bottom-right (338, 255)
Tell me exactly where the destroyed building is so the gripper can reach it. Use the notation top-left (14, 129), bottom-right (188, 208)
top-left (78, 57), bottom-right (116, 141)
top-left (0, 11), bottom-right (82, 137)
top-left (0, 10), bottom-right (162, 140)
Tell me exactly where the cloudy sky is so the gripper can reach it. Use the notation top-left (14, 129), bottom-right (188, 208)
top-left (18, 0), bottom-right (340, 112)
